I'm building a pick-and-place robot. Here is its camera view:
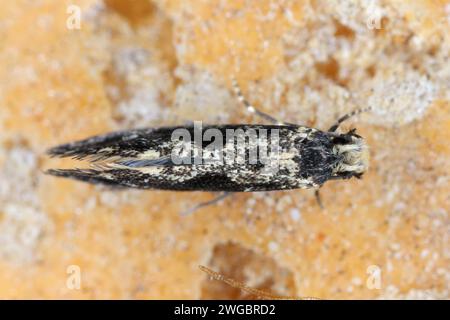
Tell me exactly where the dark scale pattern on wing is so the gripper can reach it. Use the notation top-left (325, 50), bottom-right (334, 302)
top-left (46, 167), bottom-right (303, 192)
top-left (46, 124), bottom-right (340, 191)
top-left (47, 125), bottom-right (299, 162)
top-left (47, 128), bottom-right (179, 161)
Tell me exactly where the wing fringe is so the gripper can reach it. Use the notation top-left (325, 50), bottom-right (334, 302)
top-left (45, 168), bottom-right (121, 187)
top-left (46, 129), bottom-right (154, 162)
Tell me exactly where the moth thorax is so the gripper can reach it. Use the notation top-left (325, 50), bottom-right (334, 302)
top-left (333, 137), bottom-right (369, 175)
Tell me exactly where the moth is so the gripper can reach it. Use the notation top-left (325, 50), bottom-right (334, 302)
top-left (46, 80), bottom-right (369, 207)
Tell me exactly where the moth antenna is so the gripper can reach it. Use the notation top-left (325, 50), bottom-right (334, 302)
top-left (231, 77), bottom-right (284, 125)
top-left (199, 265), bottom-right (319, 300)
top-left (328, 106), bottom-right (372, 132)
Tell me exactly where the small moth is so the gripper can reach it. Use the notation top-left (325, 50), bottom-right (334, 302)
top-left (46, 80), bottom-right (369, 206)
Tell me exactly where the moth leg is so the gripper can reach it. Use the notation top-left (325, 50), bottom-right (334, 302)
top-left (314, 189), bottom-right (324, 209)
top-left (328, 106), bottom-right (372, 132)
top-left (232, 78), bottom-right (286, 125)
top-left (181, 192), bottom-right (230, 216)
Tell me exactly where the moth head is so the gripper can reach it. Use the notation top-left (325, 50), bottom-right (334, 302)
top-left (331, 130), bottom-right (369, 179)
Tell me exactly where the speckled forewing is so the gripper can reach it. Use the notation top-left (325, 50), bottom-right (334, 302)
top-left (47, 125), bottom-right (335, 191)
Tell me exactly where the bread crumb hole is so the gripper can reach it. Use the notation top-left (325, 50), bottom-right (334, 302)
top-left (334, 20), bottom-right (355, 39)
top-left (315, 57), bottom-right (340, 83)
top-left (105, 0), bottom-right (155, 27)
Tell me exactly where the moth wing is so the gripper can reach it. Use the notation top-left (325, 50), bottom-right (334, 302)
top-left (46, 128), bottom-right (175, 163)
